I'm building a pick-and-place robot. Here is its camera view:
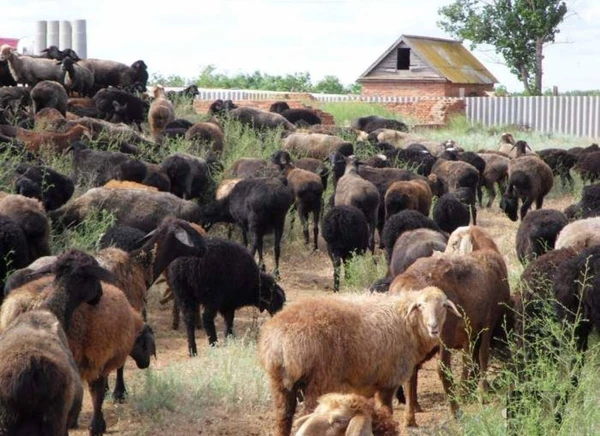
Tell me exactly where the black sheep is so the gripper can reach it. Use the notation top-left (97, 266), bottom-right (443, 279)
top-left (165, 118), bottom-right (194, 130)
top-left (167, 84), bottom-right (199, 102)
top-left (199, 177), bottom-right (293, 275)
top-left (554, 244), bottom-right (600, 351)
top-left (515, 209), bottom-right (568, 264)
top-left (280, 108), bottom-right (321, 126)
top-left (30, 80), bottom-right (68, 116)
top-left (574, 151), bottom-right (600, 184)
top-left (93, 88), bottom-right (149, 130)
top-left (322, 205), bottom-right (369, 292)
top-left (98, 225), bottom-right (146, 252)
top-left (168, 237), bottom-right (286, 354)
top-left (0, 214), bottom-right (30, 302)
top-left (537, 148), bottom-right (577, 189)
top-left (130, 60), bottom-right (149, 92)
top-left (0, 59), bottom-right (17, 87)
top-left (161, 153), bottom-right (213, 200)
top-left (13, 163), bottom-right (74, 211)
top-left (564, 183), bottom-right (600, 219)
top-left (351, 115), bottom-right (408, 133)
top-left (385, 146), bottom-right (436, 176)
top-left (381, 210), bottom-right (441, 262)
top-left (432, 192), bottom-right (471, 234)
top-left (208, 98), bottom-right (238, 115)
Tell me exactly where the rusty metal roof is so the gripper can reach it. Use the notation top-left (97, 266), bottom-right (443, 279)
top-left (359, 34), bottom-right (498, 85)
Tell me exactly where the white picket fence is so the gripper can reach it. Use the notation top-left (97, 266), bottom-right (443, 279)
top-left (160, 86), bottom-right (600, 139)
top-left (465, 96), bottom-right (600, 139)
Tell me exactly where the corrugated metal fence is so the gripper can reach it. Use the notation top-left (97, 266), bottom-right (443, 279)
top-left (465, 96), bottom-right (600, 138)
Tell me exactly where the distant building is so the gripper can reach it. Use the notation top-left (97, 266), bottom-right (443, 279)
top-left (0, 38), bottom-right (19, 48)
top-left (358, 35), bottom-right (497, 98)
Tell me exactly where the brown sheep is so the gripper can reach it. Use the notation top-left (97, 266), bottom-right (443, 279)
top-left (389, 225), bottom-right (510, 426)
top-left (384, 179), bottom-right (432, 220)
top-left (294, 393), bottom-right (400, 436)
top-left (283, 132), bottom-right (353, 159)
top-left (184, 118), bottom-right (225, 155)
top-left (334, 156), bottom-right (380, 252)
top-left (500, 155), bottom-right (554, 221)
top-left (555, 216), bottom-right (600, 251)
top-left (0, 253), bottom-right (156, 436)
top-left (15, 124), bottom-right (91, 154)
top-left (148, 85), bottom-right (175, 143)
top-left (224, 158), bottom-right (278, 179)
top-left (429, 159), bottom-right (479, 224)
top-left (258, 286), bottom-right (461, 436)
top-left (478, 152), bottom-right (509, 207)
top-left (103, 179), bottom-right (159, 191)
top-left (272, 150), bottom-right (324, 249)
top-left (390, 228), bottom-right (447, 277)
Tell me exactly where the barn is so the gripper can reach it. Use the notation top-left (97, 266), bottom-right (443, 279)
top-left (358, 34), bottom-right (498, 98)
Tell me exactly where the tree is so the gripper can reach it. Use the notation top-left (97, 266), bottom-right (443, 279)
top-left (438, 0), bottom-right (568, 95)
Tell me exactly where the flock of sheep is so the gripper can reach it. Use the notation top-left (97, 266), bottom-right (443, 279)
top-left (0, 43), bottom-right (599, 436)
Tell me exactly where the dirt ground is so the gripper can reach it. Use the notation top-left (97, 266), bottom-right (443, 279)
top-left (70, 194), bottom-right (575, 436)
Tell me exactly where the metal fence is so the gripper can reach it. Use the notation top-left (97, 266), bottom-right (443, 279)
top-left (465, 96), bottom-right (600, 139)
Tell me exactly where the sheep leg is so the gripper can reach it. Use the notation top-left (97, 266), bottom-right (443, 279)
top-left (112, 366), bottom-right (127, 402)
top-left (368, 212), bottom-right (377, 254)
top-left (182, 305), bottom-right (199, 356)
top-left (89, 377), bottom-right (108, 436)
top-left (438, 347), bottom-right (460, 418)
top-left (403, 368), bottom-right (420, 427)
top-left (298, 204), bottom-right (310, 247)
top-left (477, 332), bottom-right (492, 394)
top-left (329, 249), bottom-right (341, 292)
top-left (312, 205), bottom-right (320, 252)
top-left (249, 227), bottom-right (265, 271)
top-left (470, 200), bottom-right (477, 225)
top-left (273, 220), bottom-right (285, 277)
top-left (535, 196), bottom-right (544, 210)
top-left (222, 308), bottom-right (235, 339)
top-left (375, 387), bottom-right (396, 413)
top-left (519, 197), bottom-right (533, 220)
top-left (476, 181), bottom-right (484, 207)
top-left (201, 307), bottom-right (219, 346)
top-left (484, 180), bottom-right (495, 208)
top-left (273, 385), bottom-right (299, 436)
top-left (171, 299), bottom-right (180, 330)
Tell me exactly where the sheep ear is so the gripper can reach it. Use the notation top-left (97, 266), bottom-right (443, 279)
top-left (345, 415), bottom-right (374, 436)
top-left (174, 228), bottom-right (195, 248)
top-left (459, 234), bottom-right (473, 253)
top-left (405, 302), bottom-right (419, 320)
top-left (444, 299), bottom-right (462, 318)
top-left (525, 142), bottom-right (532, 151)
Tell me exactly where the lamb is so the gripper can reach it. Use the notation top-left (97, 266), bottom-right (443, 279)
top-left (574, 151), bottom-right (600, 184)
top-left (271, 150), bottom-right (323, 249)
top-left (30, 80), bottom-right (68, 116)
top-left (537, 148), bottom-right (577, 189)
top-left (184, 119), bottom-right (225, 155)
top-left (15, 124), bottom-right (91, 154)
top-left (148, 85), bottom-right (175, 143)
top-left (93, 88), bottom-right (149, 130)
top-left (258, 286), bottom-right (461, 435)
top-left (0, 193), bottom-right (50, 261)
top-left (555, 216), bottom-right (600, 251)
top-left (500, 155), bottom-right (554, 221)
top-left (198, 177), bottom-right (294, 275)
top-left (381, 210), bottom-right (441, 262)
top-left (429, 159), bottom-right (479, 224)
top-left (322, 205), bottom-right (370, 292)
top-left (515, 209), bottom-right (568, 264)
top-left (0, 45), bottom-right (64, 86)
top-left (12, 163), bottom-right (75, 211)
top-left (351, 115), bottom-right (408, 133)
top-left (564, 183), bottom-right (600, 219)
top-left (49, 187), bottom-right (203, 233)
top-left (161, 153), bottom-right (214, 200)
top-left (384, 179), bottom-right (432, 220)
top-left (283, 133), bottom-right (353, 159)
top-left (60, 56), bottom-right (94, 97)
top-left (478, 152), bottom-right (509, 207)
top-left (0, 250), bottom-right (156, 436)
top-left (294, 393), bottom-right (400, 436)
top-left (432, 192), bottom-right (470, 234)
top-left (389, 226), bottom-right (510, 425)
top-left (334, 156), bottom-right (380, 252)
top-left (168, 236), bottom-right (285, 353)
top-left (554, 245), bottom-right (600, 351)
top-left (229, 106), bottom-right (296, 131)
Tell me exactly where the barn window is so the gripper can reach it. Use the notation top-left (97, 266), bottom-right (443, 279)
top-left (396, 48), bottom-right (411, 70)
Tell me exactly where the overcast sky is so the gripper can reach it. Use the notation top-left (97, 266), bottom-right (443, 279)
top-left (2, 0), bottom-right (599, 92)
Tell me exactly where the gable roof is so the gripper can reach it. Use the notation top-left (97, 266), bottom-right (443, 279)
top-left (359, 34), bottom-right (498, 85)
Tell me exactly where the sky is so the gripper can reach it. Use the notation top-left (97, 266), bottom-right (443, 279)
top-left (2, 0), bottom-right (599, 92)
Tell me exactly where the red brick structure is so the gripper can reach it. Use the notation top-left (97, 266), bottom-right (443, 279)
top-left (358, 35), bottom-right (497, 98)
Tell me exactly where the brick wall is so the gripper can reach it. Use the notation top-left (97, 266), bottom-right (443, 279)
top-left (375, 98), bottom-right (466, 124)
top-left (361, 81), bottom-right (493, 97)
top-left (193, 98), bottom-right (336, 125)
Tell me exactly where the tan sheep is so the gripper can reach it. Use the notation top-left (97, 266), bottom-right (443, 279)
top-left (294, 393), bottom-right (399, 436)
top-left (148, 85), bottom-right (175, 142)
top-left (555, 216), bottom-right (600, 251)
top-left (258, 286), bottom-right (461, 436)
top-left (283, 132), bottom-right (352, 159)
top-left (389, 225), bottom-right (510, 426)
top-left (103, 179), bottom-right (159, 191)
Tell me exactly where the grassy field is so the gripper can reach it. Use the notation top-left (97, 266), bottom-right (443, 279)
top-left (9, 99), bottom-right (598, 435)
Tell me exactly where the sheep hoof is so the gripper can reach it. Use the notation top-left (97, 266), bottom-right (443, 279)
top-left (112, 390), bottom-right (127, 403)
top-left (403, 417), bottom-right (418, 428)
top-left (415, 403), bottom-right (423, 413)
top-left (89, 416), bottom-right (106, 436)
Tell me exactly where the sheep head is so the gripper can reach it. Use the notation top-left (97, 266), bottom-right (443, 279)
top-left (511, 140), bottom-right (531, 157)
top-left (152, 85), bottom-right (167, 99)
top-left (500, 132), bottom-right (516, 145)
top-left (405, 286), bottom-right (461, 338)
top-left (500, 192), bottom-right (519, 222)
top-left (130, 324), bottom-right (156, 369)
top-left (258, 272), bottom-right (286, 315)
top-left (0, 44), bottom-right (14, 61)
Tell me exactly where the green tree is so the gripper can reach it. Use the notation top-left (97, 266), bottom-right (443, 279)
top-left (438, 0), bottom-right (568, 95)
top-left (314, 75), bottom-right (346, 94)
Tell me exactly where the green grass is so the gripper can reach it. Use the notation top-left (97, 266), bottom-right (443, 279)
top-left (50, 208), bottom-right (116, 254)
top-left (319, 101), bottom-right (410, 127)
